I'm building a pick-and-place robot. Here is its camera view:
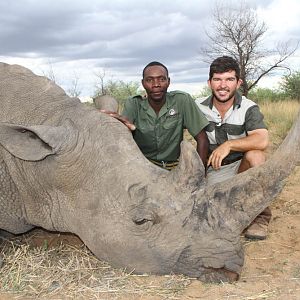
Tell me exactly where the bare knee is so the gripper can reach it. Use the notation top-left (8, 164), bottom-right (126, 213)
top-left (244, 150), bottom-right (266, 167)
top-left (238, 150), bottom-right (265, 173)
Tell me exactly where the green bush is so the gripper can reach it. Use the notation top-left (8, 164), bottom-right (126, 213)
top-left (280, 71), bottom-right (300, 101)
top-left (248, 87), bottom-right (286, 104)
top-left (94, 80), bottom-right (141, 110)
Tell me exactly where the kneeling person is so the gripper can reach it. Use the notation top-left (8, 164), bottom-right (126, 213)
top-left (196, 56), bottom-right (270, 240)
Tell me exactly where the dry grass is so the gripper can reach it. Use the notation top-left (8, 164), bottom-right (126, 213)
top-left (0, 231), bottom-right (191, 299)
top-left (260, 100), bottom-right (300, 152)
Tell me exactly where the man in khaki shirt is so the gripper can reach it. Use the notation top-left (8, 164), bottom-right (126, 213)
top-left (122, 61), bottom-right (209, 170)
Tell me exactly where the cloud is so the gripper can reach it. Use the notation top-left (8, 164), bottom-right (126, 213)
top-left (0, 0), bottom-right (299, 96)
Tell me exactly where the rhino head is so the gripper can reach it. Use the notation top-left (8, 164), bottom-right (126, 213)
top-left (0, 62), bottom-right (299, 282)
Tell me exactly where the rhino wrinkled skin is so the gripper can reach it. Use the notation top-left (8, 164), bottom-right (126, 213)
top-left (0, 62), bottom-right (299, 282)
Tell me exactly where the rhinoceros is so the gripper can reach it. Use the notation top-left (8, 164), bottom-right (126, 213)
top-left (0, 62), bottom-right (299, 283)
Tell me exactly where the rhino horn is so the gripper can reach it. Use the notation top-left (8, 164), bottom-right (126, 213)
top-left (167, 141), bottom-right (206, 192)
top-left (197, 109), bottom-right (300, 232)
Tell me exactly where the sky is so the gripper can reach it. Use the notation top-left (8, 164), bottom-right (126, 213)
top-left (0, 0), bottom-right (299, 100)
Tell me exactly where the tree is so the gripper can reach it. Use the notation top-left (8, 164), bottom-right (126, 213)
top-left (200, 1), bottom-right (299, 96)
top-left (41, 61), bottom-right (57, 83)
top-left (94, 68), bottom-right (107, 96)
top-left (280, 71), bottom-right (300, 101)
top-left (192, 86), bottom-right (211, 99)
top-left (41, 62), bottom-right (82, 97)
top-left (67, 71), bottom-right (81, 98)
top-left (94, 78), bottom-right (140, 108)
top-left (248, 87), bottom-right (285, 103)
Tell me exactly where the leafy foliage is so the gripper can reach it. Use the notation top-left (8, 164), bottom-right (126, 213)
top-left (248, 87), bottom-right (286, 104)
top-left (192, 86), bottom-right (211, 99)
top-left (94, 79), bottom-right (141, 108)
top-left (280, 71), bottom-right (300, 101)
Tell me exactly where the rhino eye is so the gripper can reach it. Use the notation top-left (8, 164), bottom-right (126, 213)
top-left (133, 218), bottom-right (151, 225)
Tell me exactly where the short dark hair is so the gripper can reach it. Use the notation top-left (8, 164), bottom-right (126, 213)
top-left (209, 56), bottom-right (241, 80)
top-left (142, 61), bottom-right (169, 78)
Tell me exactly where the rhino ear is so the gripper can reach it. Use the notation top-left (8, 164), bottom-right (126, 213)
top-left (168, 141), bottom-right (206, 191)
top-left (0, 122), bottom-right (71, 161)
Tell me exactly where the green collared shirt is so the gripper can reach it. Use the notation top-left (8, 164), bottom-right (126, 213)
top-left (122, 91), bottom-right (209, 162)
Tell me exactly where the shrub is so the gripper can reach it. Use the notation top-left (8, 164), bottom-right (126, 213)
top-left (280, 71), bottom-right (300, 101)
top-left (248, 87), bottom-right (286, 104)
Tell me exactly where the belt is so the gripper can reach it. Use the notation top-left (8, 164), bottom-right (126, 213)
top-left (221, 157), bottom-right (242, 166)
top-left (148, 159), bottom-right (179, 170)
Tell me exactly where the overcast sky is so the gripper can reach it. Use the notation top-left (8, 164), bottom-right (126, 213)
top-left (0, 0), bottom-right (299, 99)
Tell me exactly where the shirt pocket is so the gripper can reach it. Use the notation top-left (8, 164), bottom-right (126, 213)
top-left (162, 115), bottom-right (180, 129)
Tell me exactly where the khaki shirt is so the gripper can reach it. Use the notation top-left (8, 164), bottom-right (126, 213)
top-left (122, 91), bottom-right (209, 162)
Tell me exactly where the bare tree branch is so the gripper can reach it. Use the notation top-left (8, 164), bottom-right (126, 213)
top-left (200, 1), bottom-right (299, 96)
top-left (67, 71), bottom-right (81, 97)
top-left (42, 61), bottom-right (57, 83)
top-left (94, 68), bottom-right (107, 96)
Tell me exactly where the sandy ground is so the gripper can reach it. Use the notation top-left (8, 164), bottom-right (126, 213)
top-left (180, 166), bottom-right (300, 300)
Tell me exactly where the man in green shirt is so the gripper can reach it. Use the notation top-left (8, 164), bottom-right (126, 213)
top-left (122, 61), bottom-right (209, 170)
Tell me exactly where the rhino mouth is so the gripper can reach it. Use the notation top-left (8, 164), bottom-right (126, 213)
top-left (173, 241), bottom-right (243, 283)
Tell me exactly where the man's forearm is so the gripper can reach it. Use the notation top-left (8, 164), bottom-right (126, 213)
top-left (195, 130), bottom-right (209, 168)
top-left (227, 129), bottom-right (269, 152)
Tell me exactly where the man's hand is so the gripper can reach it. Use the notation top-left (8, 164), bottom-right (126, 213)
top-left (195, 130), bottom-right (209, 168)
top-left (207, 129), bottom-right (269, 170)
top-left (100, 110), bottom-right (136, 131)
top-left (207, 141), bottom-right (231, 169)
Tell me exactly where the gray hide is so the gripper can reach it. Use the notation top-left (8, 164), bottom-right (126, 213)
top-left (0, 62), bottom-right (299, 283)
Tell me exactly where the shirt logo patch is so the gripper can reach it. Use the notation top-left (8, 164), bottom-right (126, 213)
top-left (168, 108), bottom-right (177, 116)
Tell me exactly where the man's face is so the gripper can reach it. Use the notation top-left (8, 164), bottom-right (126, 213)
top-left (142, 65), bottom-right (170, 103)
top-left (208, 70), bottom-right (242, 103)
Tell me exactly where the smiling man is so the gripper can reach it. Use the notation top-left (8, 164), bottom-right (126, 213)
top-left (122, 61), bottom-right (209, 170)
top-left (195, 56), bottom-right (270, 240)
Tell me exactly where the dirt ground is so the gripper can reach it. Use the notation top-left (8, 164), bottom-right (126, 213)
top-left (179, 166), bottom-right (300, 300)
